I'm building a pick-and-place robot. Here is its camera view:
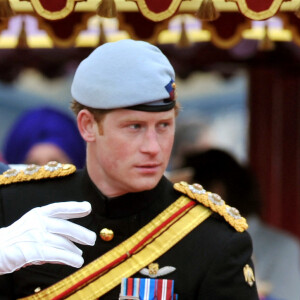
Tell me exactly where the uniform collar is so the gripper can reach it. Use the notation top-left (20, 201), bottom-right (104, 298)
top-left (81, 169), bottom-right (174, 218)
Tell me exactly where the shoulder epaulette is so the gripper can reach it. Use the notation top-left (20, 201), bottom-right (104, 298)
top-left (0, 161), bottom-right (76, 186)
top-left (174, 181), bottom-right (248, 232)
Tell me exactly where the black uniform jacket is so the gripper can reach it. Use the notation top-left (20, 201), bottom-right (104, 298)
top-left (0, 168), bottom-right (259, 299)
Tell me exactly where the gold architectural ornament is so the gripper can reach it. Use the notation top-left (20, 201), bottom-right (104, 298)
top-left (227, 0), bottom-right (287, 21)
top-left (195, 0), bottom-right (220, 21)
top-left (295, 4), bottom-right (300, 18)
top-left (0, 0), bottom-right (14, 19)
top-left (0, 162), bottom-right (76, 186)
top-left (17, 19), bottom-right (28, 48)
top-left (177, 18), bottom-right (191, 48)
top-left (97, 0), bottom-right (117, 18)
top-left (25, 0), bottom-right (84, 21)
top-left (100, 228), bottom-right (114, 241)
top-left (173, 181), bottom-right (248, 232)
top-left (35, 11), bottom-right (93, 48)
top-left (243, 264), bottom-right (255, 287)
top-left (128, 0), bottom-right (184, 22)
top-left (98, 20), bottom-right (107, 46)
top-left (258, 25), bottom-right (276, 51)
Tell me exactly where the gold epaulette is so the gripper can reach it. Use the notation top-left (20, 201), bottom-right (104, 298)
top-left (174, 181), bottom-right (248, 232)
top-left (0, 161), bottom-right (76, 186)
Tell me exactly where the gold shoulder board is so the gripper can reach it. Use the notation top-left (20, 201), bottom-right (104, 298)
top-left (0, 161), bottom-right (76, 186)
top-left (174, 181), bottom-right (248, 232)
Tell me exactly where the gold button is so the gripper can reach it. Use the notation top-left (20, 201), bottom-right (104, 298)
top-left (100, 228), bottom-right (114, 241)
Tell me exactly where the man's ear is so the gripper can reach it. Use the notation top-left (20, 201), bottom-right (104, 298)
top-left (77, 109), bottom-right (97, 142)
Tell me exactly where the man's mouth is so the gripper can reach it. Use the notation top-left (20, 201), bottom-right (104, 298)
top-left (136, 163), bottom-right (161, 173)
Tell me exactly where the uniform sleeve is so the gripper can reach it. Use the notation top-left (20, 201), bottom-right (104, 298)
top-left (198, 230), bottom-right (259, 300)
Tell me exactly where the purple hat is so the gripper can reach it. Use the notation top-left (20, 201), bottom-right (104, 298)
top-left (3, 106), bottom-right (86, 168)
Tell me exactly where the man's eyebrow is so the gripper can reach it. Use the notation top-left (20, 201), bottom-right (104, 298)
top-left (119, 118), bottom-right (145, 123)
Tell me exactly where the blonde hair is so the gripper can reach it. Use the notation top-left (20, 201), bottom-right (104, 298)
top-left (70, 100), bottom-right (113, 124)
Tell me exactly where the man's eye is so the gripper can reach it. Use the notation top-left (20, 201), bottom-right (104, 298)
top-left (159, 122), bottom-right (170, 128)
top-left (129, 124), bottom-right (141, 129)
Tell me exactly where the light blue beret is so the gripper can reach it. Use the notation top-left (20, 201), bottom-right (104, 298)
top-left (71, 39), bottom-right (176, 111)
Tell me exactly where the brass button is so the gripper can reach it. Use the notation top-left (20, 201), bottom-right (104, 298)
top-left (100, 228), bottom-right (114, 241)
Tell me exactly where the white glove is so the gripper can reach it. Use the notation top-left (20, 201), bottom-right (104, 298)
top-left (0, 201), bottom-right (96, 275)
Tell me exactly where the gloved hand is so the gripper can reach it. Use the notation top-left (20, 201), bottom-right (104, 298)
top-left (0, 201), bottom-right (96, 275)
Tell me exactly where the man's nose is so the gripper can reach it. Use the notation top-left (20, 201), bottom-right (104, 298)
top-left (140, 129), bottom-right (160, 155)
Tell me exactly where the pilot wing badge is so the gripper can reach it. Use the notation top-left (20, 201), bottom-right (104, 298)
top-left (139, 263), bottom-right (176, 278)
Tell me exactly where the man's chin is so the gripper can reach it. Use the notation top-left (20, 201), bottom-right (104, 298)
top-left (131, 177), bottom-right (161, 192)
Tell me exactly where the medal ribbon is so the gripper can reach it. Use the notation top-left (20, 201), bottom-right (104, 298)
top-left (120, 278), bottom-right (176, 300)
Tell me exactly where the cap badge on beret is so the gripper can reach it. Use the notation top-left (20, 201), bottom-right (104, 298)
top-left (165, 79), bottom-right (177, 101)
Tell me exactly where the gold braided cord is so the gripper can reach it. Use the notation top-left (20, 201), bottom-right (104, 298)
top-left (0, 163), bottom-right (76, 185)
top-left (21, 196), bottom-right (212, 300)
top-left (173, 181), bottom-right (248, 232)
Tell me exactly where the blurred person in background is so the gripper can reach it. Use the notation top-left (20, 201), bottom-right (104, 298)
top-left (166, 119), bottom-right (210, 183)
top-left (181, 148), bottom-right (300, 300)
top-left (2, 106), bottom-right (86, 169)
top-left (170, 119), bottom-right (211, 171)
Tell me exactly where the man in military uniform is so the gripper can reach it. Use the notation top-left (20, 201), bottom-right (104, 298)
top-left (0, 40), bottom-right (259, 299)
